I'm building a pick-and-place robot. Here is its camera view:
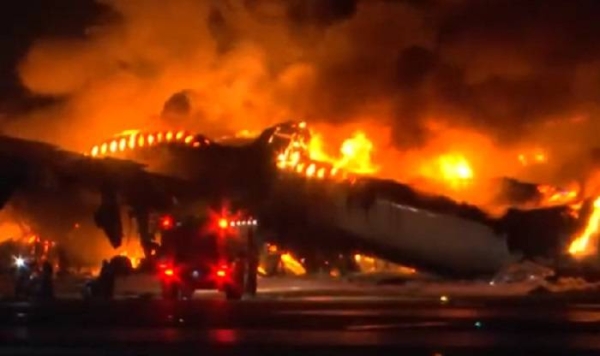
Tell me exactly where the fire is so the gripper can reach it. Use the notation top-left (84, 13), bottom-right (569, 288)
top-left (354, 253), bottom-right (417, 274)
top-left (276, 125), bottom-right (378, 180)
top-left (90, 122), bottom-right (376, 183)
top-left (537, 184), bottom-right (579, 206)
top-left (538, 182), bottom-right (600, 258)
top-left (280, 252), bottom-right (306, 275)
top-left (116, 244), bottom-right (145, 269)
top-left (311, 131), bottom-right (378, 175)
top-left (235, 130), bottom-right (260, 139)
top-left (438, 154), bottom-right (474, 186)
top-left (88, 129), bottom-right (205, 157)
top-left (569, 197), bottom-right (600, 258)
top-left (518, 151), bottom-right (547, 166)
top-left (418, 153), bottom-right (474, 190)
top-left (0, 220), bottom-right (37, 245)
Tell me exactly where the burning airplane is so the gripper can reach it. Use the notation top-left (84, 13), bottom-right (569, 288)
top-left (0, 110), bottom-right (596, 278)
top-left (1, 0), bottom-right (600, 285)
top-left (79, 120), bottom-right (593, 276)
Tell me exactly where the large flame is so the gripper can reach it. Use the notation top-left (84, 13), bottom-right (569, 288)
top-left (438, 154), bottom-right (473, 181)
top-left (312, 131), bottom-right (378, 175)
top-left (275, 124), bottom-right (378, 180)
top-left (568, 197), bottom-right (600, 258)
top-left (116, 245), bottom-right (145, 269)
top-left (436, 153), bottom-right (474, 189)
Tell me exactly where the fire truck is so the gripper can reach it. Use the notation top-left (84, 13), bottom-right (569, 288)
top-left (155, 212), bottom-right (259, 300)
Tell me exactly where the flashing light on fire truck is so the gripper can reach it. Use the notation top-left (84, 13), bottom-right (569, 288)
top-left (228, 219), bottom-right (258, 227)
top-left (218, 218), bottom-right (229, 229)
top-left (158, 263), bottom-right (176, 278)
top-left (216, 216), bottom-right (258, 229)
top-left (159, 215), bottom-right (174, 230)
top-left (158, 260), bottom-right (230, 283)
top-left (211, 263), bottom-right (233, 284)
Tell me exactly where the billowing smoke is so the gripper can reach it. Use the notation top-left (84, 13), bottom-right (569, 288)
top-left (7, 0), bottom-right (600, 193)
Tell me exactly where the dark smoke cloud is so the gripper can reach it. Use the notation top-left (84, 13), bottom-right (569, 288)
top-left (8, 0), bottom-right (600, 188)
top-left (434, 0), bottom-right (600, 136)
top-left (275, 0), bottom-right (600, 147)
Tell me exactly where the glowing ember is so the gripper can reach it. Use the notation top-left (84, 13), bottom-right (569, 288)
top-left (568, 197), bottom-right (600, 258)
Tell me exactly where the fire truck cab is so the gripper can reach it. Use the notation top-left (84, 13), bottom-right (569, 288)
top-left (156, 213), bottom-right (258, 300)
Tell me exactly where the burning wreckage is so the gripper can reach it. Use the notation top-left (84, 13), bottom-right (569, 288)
top-left (0, 121), bottom-right (595, 279)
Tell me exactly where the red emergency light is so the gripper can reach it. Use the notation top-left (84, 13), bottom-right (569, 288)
top-left (159, 215), bottom-right (174, 230)
top-left (213, 263), bottom-right (230, 281)
top-left (218, 218), bottom-right (229, 229)
top-left (157, 261), bottom-right (176, 279)
top-left (216, 268), bottom-right (227, 278)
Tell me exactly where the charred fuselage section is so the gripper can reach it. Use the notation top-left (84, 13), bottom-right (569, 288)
top-left (260, 172), bottom-right (583, 276)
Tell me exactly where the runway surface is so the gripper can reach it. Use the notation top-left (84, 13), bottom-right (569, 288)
top-left (3, 282), bottom-right (600, 355)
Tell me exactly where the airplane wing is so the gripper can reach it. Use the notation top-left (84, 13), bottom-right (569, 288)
top-left (0, 135), bottom-right (192, 249)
